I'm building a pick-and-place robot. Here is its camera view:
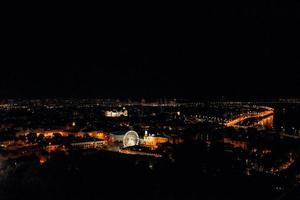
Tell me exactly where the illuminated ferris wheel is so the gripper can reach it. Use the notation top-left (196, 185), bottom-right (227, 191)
top-left (123, 131), bottom-right (139, 147)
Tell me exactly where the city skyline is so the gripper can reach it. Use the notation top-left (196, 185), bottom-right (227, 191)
top-left (0, 98), bottom-right (300, 200)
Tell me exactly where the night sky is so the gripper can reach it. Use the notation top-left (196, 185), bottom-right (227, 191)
top-left (0, 0), bottom-right (299, 99)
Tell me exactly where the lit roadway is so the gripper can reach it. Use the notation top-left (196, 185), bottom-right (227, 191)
top-left (225, 106), bottom-right (274, 128)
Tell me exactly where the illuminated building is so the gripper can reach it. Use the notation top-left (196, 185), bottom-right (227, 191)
top-left (109, 130), bottom-right (171, 149)
top-left (143, 133), bottom-right (169, 149)
top-left (20, 130), bottom-right (108, 140)
top-left (88, 131), bottom-right (109, 140)
top-left (71, 141), bottom-right (106, 149)
top-left (105, 107), bottom-right (128, 117)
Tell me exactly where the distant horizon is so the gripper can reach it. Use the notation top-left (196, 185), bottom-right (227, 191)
top-left (1, 96), bottom-right (300, 101)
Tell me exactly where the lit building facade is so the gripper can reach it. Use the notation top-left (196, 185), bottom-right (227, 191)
top-left (105, 108), bottom-right (128, 117)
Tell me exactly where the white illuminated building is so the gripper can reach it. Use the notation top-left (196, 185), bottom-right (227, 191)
top-left (105, 107), bottom-right (128, 117)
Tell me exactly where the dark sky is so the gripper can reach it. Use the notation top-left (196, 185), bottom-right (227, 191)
top-left (0, 0), bottom-right (299, 99)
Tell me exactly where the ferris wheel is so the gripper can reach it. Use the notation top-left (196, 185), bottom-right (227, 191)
top-left (123, 130), bottom-right (139, 147)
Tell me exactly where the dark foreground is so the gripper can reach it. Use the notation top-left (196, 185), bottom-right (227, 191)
top-left (0, 143), bottom-right (293, 200)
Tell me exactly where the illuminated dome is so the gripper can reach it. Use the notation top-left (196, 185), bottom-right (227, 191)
top-left (123, 130), bottom-right (139, 147)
